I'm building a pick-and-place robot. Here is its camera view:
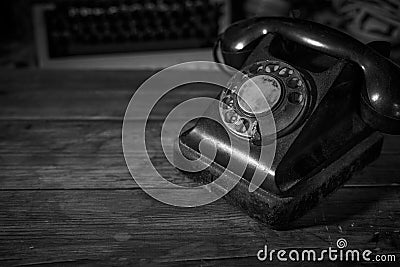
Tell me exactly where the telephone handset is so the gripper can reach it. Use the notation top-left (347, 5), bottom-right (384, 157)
top-left (217, 17), bottom-right (400, 134)
top-left (177, 17), bottom-right (400, 228)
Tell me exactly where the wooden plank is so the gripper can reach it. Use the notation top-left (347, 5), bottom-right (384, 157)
top-left (1, 120), bottom-right (399, 155)
top-left (0, 69), bottom-right (220, 120)
top-left (1, 121), bottom-right (399, 190)
top-left (0, 69), bottom-right (399, 266)
top-left (0, 70), bottom-right (143, 119)
top-left (0, 188), bottom-right (399, 266)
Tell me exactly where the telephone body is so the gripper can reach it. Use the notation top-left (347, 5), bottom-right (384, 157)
top-left (176, 17), bottom-right (400, 228)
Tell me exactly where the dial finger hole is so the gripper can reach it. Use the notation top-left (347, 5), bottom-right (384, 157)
top-left (224, 110), bottom-right (238, 123)
top-left (287, 77), bottom-right (300, 88)
top-left (222, 96), bottom-right (234, 109)
top-left (265, 64), bottom-right (278, 73)
top-left (278, 67), bottom-right (291, 77)
top-left (235, 118), bottom-right (250, 133)
top-left (288, 92), bottom-right (303, 104)
top-left (251, 123), bottom-right (261, 141)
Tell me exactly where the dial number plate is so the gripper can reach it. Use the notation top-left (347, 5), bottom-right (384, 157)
top-left (219, 60), bottom-right (310, 140)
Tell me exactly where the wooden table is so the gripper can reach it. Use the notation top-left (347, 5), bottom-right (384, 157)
top-left (0, 69), bottom-right (399, 266)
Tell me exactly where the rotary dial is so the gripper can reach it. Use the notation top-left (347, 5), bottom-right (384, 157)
top-left (219, 60), bottom-right (310, 141)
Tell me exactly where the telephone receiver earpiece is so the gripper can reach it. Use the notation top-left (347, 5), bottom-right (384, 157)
top-left (217, 17), bottom-right (400, 134)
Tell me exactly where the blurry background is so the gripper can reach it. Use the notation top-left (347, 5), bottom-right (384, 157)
top-left (0, 0), bottom-right (399, 69)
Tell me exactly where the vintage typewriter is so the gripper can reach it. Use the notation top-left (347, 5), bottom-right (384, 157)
top-left (36, 0), bottom-right (225, 58)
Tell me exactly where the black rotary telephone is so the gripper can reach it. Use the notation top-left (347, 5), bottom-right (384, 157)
top-left (177, 17), bottom-right (400, 228)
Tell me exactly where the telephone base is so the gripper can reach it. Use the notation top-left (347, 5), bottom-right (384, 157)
top-left (176, 132), bottom-right (383, 229)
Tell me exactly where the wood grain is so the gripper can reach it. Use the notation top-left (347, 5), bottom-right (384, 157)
top-left (0, 69), bottom-right (220, 120)
top-left (1, 70), bottom-right (399, 265)
top-left (0, 188), bottom-right (399, 266)
top-left (0, 121), bottom-right (399, 190)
